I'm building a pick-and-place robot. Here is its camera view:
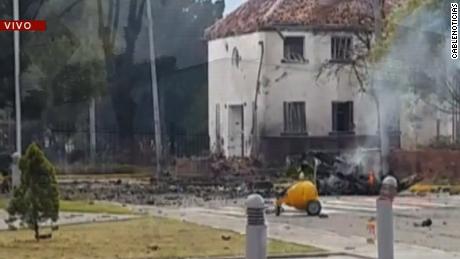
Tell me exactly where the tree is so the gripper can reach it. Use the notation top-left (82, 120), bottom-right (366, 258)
top-left (96, 0), bottom-right (224, 141)
top-left (0, 0), bottom-right (85, 113)
top-left (7, 143), bottom-right (59, 241)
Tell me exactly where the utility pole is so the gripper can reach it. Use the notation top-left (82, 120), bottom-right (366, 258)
top-left (89, 98), bottom-right (96, 162)
top-left (146, 0), bottom-right (163, 181)
top-left (13, 0), bottom-right (22, 154)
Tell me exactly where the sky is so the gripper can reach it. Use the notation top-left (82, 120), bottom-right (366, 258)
top-left (224, 0), bottom-right (246, 14)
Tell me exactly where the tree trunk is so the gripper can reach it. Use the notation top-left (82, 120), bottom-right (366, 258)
top-left (34, 221), bottom-right (40, 241)
top-left (97, 0), bottom-right (144, 162)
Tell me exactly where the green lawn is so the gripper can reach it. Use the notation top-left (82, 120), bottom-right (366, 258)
top-left (0, 198), bottom-right (132, 215)
top-left (0, 217), bottom-right (321, 259)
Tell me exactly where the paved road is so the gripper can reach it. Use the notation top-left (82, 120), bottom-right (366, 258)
top-left (135, 194), bottom-right (460, 259)
top-left (202, 195), bottom-right (460, 252)
top-left (270, 195), bottom-right (460, 253)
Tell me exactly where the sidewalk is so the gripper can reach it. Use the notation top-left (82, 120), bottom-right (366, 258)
top-left (0, 209), bottom-right (138, 230)
top-left (138, 206), bottom-right (460, 259)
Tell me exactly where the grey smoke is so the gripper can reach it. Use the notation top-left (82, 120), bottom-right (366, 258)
top-left (364, 1), bottom-right (457, 171)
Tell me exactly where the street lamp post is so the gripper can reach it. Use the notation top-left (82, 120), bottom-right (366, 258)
top-left (146, 0), bottom-right (163, 181)
top-left (13, 0), bottom-right (22, 154)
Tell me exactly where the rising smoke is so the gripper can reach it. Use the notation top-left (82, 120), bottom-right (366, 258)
top-left (364, 1), bottom-right (457, 173)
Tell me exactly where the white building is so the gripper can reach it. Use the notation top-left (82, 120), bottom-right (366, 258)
top-left (206, 0), bottom-right (452, 161)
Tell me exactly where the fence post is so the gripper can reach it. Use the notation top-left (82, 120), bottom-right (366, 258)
top-left (246, 194), bottom-right (267, 259)
top-left (377, 176), bottom-right (398, 259)
top-left (11, 152), bottom-right (21, 190)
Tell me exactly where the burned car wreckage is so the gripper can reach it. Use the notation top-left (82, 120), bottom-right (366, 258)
top-left (288, 152), bottom-right (422, 196)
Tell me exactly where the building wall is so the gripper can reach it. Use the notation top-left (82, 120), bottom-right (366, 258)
top-left (208, 33), bottom-right (265, 157)
top-left (208, 30), bottom-right (451, 157)
top-left (261, 31), bottom-right (378, 137)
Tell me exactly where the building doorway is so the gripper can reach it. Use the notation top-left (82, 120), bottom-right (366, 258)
top-left (228, 105), bottom-right (244, 157)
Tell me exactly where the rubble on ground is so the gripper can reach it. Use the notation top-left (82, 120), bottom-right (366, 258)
top-left (54, 149), bottom-right (432, 205)
top-left (414, 218), bottom-right (433, 228)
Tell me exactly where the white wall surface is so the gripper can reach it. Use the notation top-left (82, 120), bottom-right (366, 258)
top-left (208, 33), bottom-right (265, 157)
top-left (208, 30), bottom-right (448, 156)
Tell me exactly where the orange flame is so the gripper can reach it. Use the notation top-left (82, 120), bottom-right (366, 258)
top-left (368, 171), bottom-right (376, 187)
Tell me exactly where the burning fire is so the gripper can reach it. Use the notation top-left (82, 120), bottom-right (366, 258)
top-left (368, 171), bottom-right (376, 188)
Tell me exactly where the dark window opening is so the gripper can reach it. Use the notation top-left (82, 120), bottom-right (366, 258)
top-left (332, 101), bottom-right (354, 134)
top-left (231, 47), bottom-right (241, 67)
top-left (331, 36), bottom-right (352, 63)
top-left (283, 102), bottom-right (307, 134)
top-left (283, 37), bottom-right (305, 63)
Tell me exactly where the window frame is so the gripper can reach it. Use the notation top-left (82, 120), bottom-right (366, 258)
top-left (283, 101), bottom-right (307, 135)
top-left (330, 36), bottom-right (353, 63)
top-left (282, 36), bottom-right (306, 64)
top-left (331, 101), bottom-right (354, 135)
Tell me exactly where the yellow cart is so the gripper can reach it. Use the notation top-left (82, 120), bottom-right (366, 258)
top-left (275, 180), bottom-right (322, 216)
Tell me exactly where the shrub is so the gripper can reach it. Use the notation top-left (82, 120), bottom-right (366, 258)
top-left (7, 143), bottom-right (59, 240)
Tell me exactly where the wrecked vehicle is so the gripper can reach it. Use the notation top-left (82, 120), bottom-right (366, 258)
top-left (285, 151), bottom-right (422, 196)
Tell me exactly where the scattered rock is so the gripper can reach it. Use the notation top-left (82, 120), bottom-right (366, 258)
top-left (38, 233), bottom-right (52, 239)
top-left (344, 246), bottom-right (355, 250)
top-left (319, 213), bottom-right (329, 219)
top-left (414, 218), bottom-right (432, 228)
top-left (221, 235), bottom-right (231, 241)
top-left (147, 245), bottom-right (159, 251)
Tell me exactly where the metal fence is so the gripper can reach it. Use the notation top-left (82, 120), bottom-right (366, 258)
top-left (1, 124), bottom-right (210, 168)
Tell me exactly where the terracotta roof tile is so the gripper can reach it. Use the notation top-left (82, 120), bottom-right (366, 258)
top-left (205, 0), bottom-right (405, 40)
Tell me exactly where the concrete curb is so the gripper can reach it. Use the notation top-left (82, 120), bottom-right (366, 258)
top-left (189, 252), bottom-right (375, 259)
top-left (0, 212), bottom-right (140, 232)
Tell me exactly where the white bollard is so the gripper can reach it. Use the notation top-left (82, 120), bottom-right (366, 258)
top-left (246, 194), bottom-right (267, 259)
top-left (377, 176), bottom-right (398, 259)
top-left (11, 152), bottom-right (21, 190)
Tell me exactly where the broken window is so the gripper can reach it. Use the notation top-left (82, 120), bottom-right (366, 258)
top-left (283, 37), bottom-right (305, 63)
top-left (283, 102), bottom-right (307, 134)
top-left (332, 101), bottom-right (354, 133)
top-left (331, 36), bottom-right (352, 62)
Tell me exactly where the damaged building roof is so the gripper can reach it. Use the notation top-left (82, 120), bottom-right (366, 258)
top-left (205, 0), bottom-right (405, 40)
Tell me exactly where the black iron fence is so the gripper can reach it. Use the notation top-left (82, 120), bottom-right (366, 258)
top-left (0, 123), bottom-right (210, 169)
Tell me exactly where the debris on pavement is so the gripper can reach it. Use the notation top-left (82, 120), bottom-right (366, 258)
top-left (414, 218), bottom-right (433, 228)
